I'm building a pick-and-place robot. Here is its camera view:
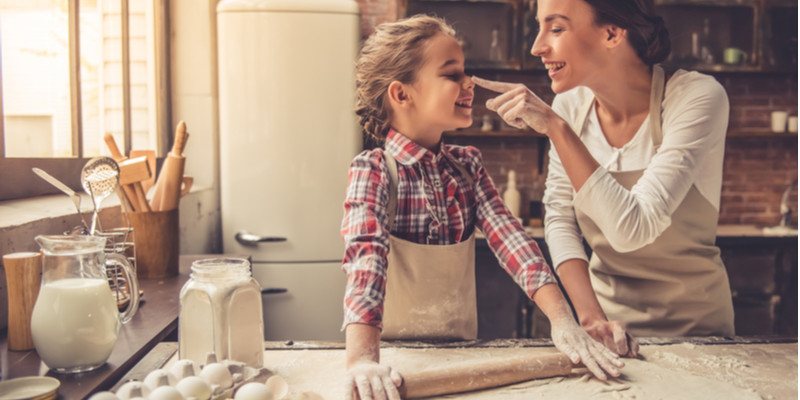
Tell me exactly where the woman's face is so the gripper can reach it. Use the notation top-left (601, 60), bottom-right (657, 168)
top-left (531, 0), bottom-right (609, 94)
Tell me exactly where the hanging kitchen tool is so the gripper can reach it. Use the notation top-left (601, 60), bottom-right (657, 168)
top-left (81, 157), bottom-right (121, 235)
top-left (32, 168), bottom-right (90, 232)
top-left (151, 121), bottom-right (189, 211)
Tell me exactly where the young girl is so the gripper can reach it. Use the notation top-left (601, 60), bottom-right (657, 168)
top-left (340, 15), bottom-right (623, 400)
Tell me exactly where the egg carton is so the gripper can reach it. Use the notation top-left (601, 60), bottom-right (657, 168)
top-left (201, 353), bottom-right (274, 400)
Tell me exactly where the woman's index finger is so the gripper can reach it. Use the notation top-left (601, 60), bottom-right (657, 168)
top-left (471, 76), bottom-right (518, 93)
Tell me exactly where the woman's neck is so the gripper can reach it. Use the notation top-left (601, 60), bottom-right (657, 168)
top-left (587, 62), bottom-right (652, 123)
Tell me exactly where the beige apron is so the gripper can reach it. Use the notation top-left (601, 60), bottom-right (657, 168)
top-left (573, 65), bottom-right (735, 337)
top-left (380, 151), bottom-right (478, 340)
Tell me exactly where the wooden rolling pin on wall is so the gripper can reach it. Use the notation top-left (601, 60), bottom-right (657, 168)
top-left (376, 353), bottom-right (573, 399)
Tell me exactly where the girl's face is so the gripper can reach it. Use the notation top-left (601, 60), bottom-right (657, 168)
top-left (406, 33), bottom-right (474, 134)
top-left (531, 0), bottom-right (609, 94)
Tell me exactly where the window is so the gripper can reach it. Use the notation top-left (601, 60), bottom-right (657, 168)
top-left (0, 0), bottom-right (170, 201)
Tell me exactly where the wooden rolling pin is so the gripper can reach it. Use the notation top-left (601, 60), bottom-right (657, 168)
top-left (150, 121), bottom-right (189, 211)
top-left (397, 353), bottom-right (573, 399)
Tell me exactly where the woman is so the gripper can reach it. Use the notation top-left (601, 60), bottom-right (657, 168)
top-left (474, 0), bottom-right (735, 357)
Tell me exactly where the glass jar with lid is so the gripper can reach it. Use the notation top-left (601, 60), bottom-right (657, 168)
top-left (179, 258), bottom-right (264, 367)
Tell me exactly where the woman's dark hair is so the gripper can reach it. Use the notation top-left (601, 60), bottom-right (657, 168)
top-left (583, 0), bottom-right (671, 65)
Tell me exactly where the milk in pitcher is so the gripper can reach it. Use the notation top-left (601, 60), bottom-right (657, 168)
top-left (31, 278), bottom-right (120, 371)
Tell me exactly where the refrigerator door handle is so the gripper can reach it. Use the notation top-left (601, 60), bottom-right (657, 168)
top-left (235, 230), bottom-right (288, 246)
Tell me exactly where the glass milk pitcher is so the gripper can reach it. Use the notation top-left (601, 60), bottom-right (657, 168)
top-left (179, 258), bottom-right (264, 368)
top-left (31, 235), bottom-right (140, 373)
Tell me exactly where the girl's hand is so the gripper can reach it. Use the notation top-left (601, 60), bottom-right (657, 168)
top-left (550, 312), bottom-right (626, 381)
top-left (472, 76), bottom-right (560, 134)
top-left (581, 319), bottom-right (640, 358)
top-left (345, 360), bottom-right (403, 400)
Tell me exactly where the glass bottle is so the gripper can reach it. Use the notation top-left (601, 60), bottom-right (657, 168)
top-left (699, 18), bottom-right (714, 64)
top-left (489, 27), bottom-right (503, 62)
top-left (179, 258), bottom-right (264, 368)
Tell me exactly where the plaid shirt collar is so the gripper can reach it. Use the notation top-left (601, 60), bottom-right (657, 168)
top-left (385, 129), bottom-right (448, 166)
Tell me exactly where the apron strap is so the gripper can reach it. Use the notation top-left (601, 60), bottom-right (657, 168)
top-left (649, 64), bottom-right (666, 148)
top-left (384, 151), bottom-right (399, 232)
top-left (573, 64), bottom-right (667, 148)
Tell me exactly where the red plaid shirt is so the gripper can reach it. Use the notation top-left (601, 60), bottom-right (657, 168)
top-left (340, 129), bottom-right (556, 330)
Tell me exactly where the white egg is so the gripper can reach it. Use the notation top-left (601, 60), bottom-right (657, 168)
top-left (175, 376), bottom-right (212, 400)
top-left (148, 386), bottom-right (185, 400)
top-left (199, 363), bottom-right (233, 389)
top-left (170, 359), bottom-right (201, 380)
top-left (265, 375), bottom-right (288, 400)
top-left (145, 369), bottom-right (179, 389)
top-left (234, 382), bottom-right (273, 400)
top-left (88, 391), bottom-right (120, 400)
top-left (116, 381), bottom-right (151, 400)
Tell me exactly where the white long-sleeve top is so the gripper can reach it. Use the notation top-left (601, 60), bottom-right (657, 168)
top-left (543, 70), bottom-right (729, 269)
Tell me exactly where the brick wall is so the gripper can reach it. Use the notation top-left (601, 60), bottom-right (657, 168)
top-left (352, 3), bottom-right (798, 227)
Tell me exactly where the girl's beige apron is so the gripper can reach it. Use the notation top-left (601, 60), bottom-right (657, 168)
top-left (573, 65), bottom-right (735, 337)
top-left (380, 151), bottom-right (478, 340)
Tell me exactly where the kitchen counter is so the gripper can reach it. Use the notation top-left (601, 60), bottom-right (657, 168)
top-left (0, 254), bottom-right (247, 400)
top-left (119, 337), bottom-right (797, 399)
top-left (476, 224), bottom-right (798, 241)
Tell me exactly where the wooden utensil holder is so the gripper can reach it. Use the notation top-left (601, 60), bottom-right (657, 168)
top-left (3, 252), bottom-right (42, 351)
top-left (129, 209), bottom-right (179, 279)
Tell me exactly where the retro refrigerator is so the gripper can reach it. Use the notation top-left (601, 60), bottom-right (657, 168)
top-left (217, 0), bottom-right (361, 340)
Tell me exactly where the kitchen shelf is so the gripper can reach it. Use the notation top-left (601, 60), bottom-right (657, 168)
top-left (444, 128), bottom-right (546, 137)
top-left (401, 0), bottom-right (797, 74)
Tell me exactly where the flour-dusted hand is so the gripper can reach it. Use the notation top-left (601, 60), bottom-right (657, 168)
top-left (345, 360), bottom-right (403, 400)
top-left (549, 306), bottom-right (626, 381)
top-left (582, 319), bottom-right (640, 358)
top-left (472, 76), bottom-right (560, 134)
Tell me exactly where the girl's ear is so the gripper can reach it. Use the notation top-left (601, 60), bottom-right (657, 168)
top-left (603, 25), bottom-right (627, 49)
top-left (387, 81), bottom-right (411, 109)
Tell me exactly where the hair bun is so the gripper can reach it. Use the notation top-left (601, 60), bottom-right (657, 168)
top-left (643, 16), bottom-right (670, 65)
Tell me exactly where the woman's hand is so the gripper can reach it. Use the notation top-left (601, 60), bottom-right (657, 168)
top-left (472, 76), bottom-right (560, 134)
top-left (581, 319), bottom-right (639, 358)
top-left (550, 313), bottom-right (626, 381)
top-left (345, 360), bottom-right (403, 400)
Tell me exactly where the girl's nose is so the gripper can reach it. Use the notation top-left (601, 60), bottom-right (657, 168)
top-left (464, 76), bottom-right (475, 90)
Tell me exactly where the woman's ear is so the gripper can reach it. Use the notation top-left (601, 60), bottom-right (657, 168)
top-left (603, 25), bottom-right (627, 49)
top-left (387, 81), bottom-right (411, 109)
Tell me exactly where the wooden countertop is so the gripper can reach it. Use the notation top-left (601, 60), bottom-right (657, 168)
top-left (0, 254), bottom-right (246, 400)
top-left (119, 337), bottom-right (797, 400)
top-left (476, 225), bottom-right (798, 243)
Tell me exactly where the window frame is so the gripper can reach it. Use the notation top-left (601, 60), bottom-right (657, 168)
top-left (0, 0), bottom-right (171, 202)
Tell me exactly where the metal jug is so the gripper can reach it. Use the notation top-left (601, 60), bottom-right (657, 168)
top-left (31, 235), bottom-right (139, 373)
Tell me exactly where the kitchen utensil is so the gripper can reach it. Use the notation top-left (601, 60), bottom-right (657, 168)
top-left (0, 376), bottom-right (60, 400)
top-left (119, 156), bottom-right (153, 212)
top-left (31, 235), bottom-right (139, 373)
top-left (3, 252), bottom-right (42, 351)
top-left (129, 149), bottom-right (157, 194)
top-left (151, 121), bottom-right (189, 211)
top-left (103, 134), bottom-right (149, 212)
top-left (32, 167), bottom-right (89, 231)
top-left (81, 157), bottom-right (121, 235)
top-left (397, 353), bottom-right (573, 398)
